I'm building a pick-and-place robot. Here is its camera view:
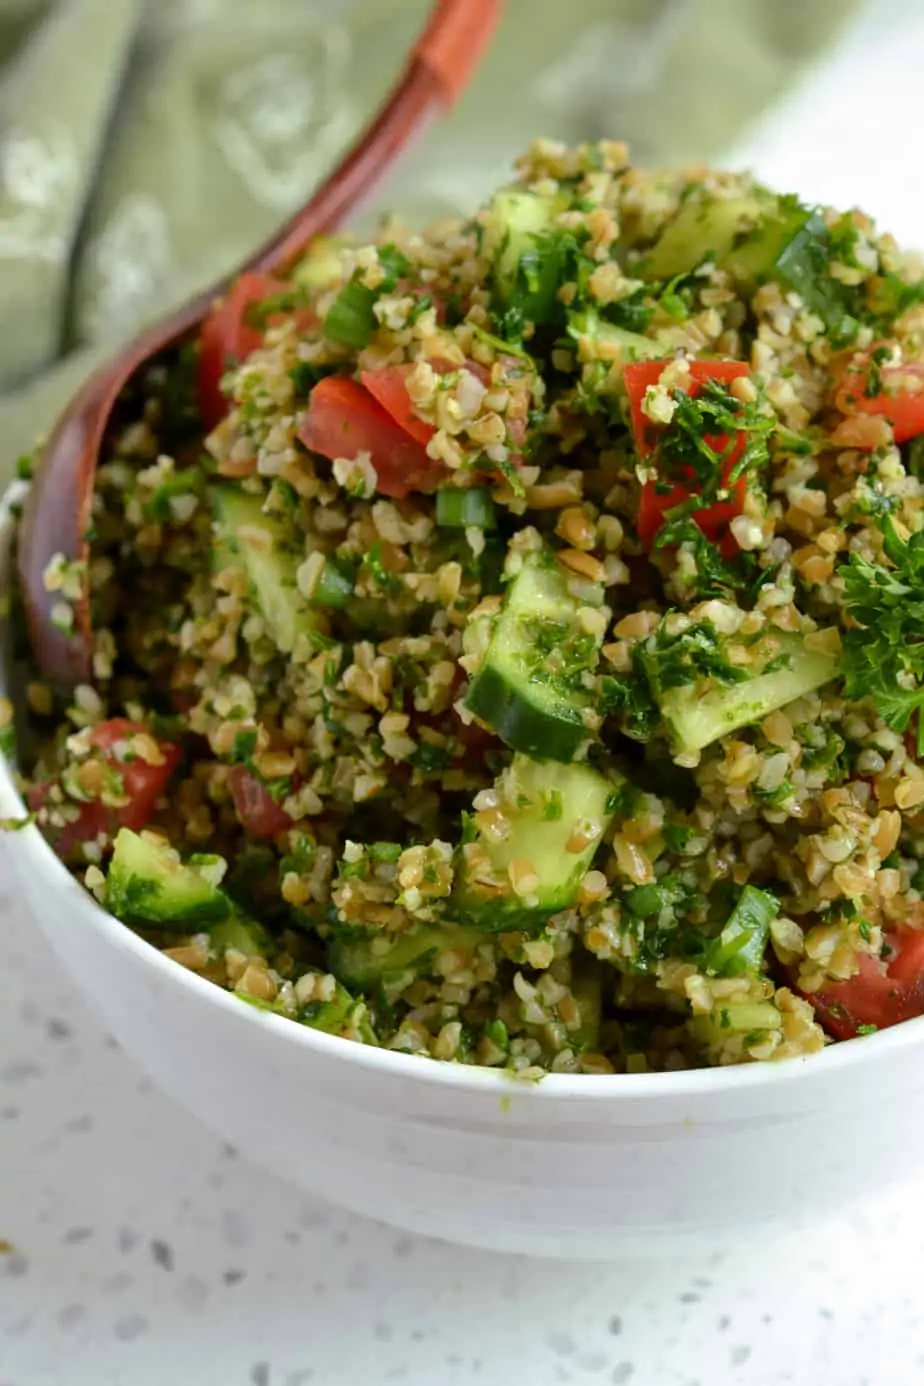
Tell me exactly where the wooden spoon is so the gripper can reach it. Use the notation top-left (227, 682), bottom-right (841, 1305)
top-left (18, 0), bottom-right (500, 686)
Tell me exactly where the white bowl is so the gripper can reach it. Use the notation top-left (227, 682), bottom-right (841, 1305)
top-left (4, 478), bottom-right (924, 1259)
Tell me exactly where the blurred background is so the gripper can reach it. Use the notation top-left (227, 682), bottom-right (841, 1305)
top-left (0, 0), bottom-right (918, 463)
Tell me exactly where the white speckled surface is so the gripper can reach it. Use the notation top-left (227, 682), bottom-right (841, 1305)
top-left (3, 877), bottom-right (924, 1386)
top-left (8, 3), bottom-right (924, 1381)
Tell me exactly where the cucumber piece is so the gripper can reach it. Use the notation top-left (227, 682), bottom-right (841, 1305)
top-left (329, 923), bottom-right (486, 990)
top-left (212, 486), bottom-right (317, 654)
top-left (107, 829), bottom-right (273, 952)
top-left (639, 194), bottom-right (766, 281)
top-left (107, 829), bottom-right (232, 927)
top-left (238, 975), bottom-right (377, 1043)
top-left (569, 963), bottom-right (603, 1051)
top-left (312, 556), bottom-right (355, 608)
top-left (465, 550), bottom-right (606, 763)
top-left (296, 975), bottom-right (374, 1039)
top-left (436, 487), bottom-right (497, 530)
top-left (292, 234), bottom-right (348, 291)
top-left (657, 635), bottom-right (840, 756)
top-left (483, 188), bottom-right (567, 328)
top-left (724, 201), bottom-right (856, 340)
top-left (209, 915), bottom-right (273, 959)
top-left (455, 754), bottom-right (618, 926)
top-left (567, 310), bottom-right (665, 361)
top-left (714, 1001), bottom-right (782, 1033)
top-left (707, 885), bottom-right (777, 977)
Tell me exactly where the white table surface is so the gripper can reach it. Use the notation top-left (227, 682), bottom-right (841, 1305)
top-left (6, 4), bottom-right (924, 1383)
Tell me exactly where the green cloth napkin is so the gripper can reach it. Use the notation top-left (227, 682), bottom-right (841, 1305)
top-left (0, 0), bottom-right (858, 476)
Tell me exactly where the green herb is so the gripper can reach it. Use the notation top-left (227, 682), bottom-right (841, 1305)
top-left (324, 244), bottom-right (411, 348)
top-left (654, 510), bottom-right (754, 600)
top-left (407, 293), bottom-right (433, 324)
top-left (657, 379), bottom-right (773, 507)
top-left (706, 885), bottom-right (777, 977)
top-left (604, 288), bottom-right (653, 334)
top-left (230, 729), bottom-right (258, 764)
top-left (662, 822), bottom-right (695, 852)
top-left (494, 226), bottom-right (587, 340)
top-left (289, 361), bottom-right (336, 399)
top-left (638, 619), bottom-right (746, 698)
top-left (365, 541), bottom-right (403, 598)
top-left (839, 496), bottom-right (924, 754)
top-left (410, 742), bottom-right (452, 775)
top-left (0, 723), bottom-right (14, 760)
top-left (856, 1023), bottom-right (879, 1036)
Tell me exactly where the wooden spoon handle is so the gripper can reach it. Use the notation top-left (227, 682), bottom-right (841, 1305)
top-left (18, 0), bottom-right (501, 688)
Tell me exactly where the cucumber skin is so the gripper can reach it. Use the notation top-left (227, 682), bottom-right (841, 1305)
top-left (465, 662), bottom-right (588, 763)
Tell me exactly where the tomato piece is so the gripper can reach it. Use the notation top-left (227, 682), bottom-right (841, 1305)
top-left (298, 376), bottom-right (438, 499)
top-left (199, 273), bottom-right (289, 431)
top-left (360, 365), bottom-right (435, 447)
top-left (807, 929), bottom-right (924, 1040)
top-left (29, 719), bottom-right (181, 860)
top-left (228, 766), bottom-right (294, 840)
top-left (623, 360), bottom-right (751, 550)
top-left (834, 349), bottom-right (924, 444)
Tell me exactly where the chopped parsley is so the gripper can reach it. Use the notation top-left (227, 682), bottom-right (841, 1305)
top-left (657, 379), bottom-right (773, 507)
top-left (839, 496), bottom-right (924, 754)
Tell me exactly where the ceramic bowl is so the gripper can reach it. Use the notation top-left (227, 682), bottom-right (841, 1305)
top-left (4, 478), bottom-right (924, 1259)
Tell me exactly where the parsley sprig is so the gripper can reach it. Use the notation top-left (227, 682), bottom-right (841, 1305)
top-left (840, 499), bottom-right (924, 753)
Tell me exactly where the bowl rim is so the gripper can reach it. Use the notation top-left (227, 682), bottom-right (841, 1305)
top-left (4, 477), bottom-right (924, 1103)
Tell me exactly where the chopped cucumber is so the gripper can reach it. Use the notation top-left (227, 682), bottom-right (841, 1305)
top-left (656, 634), bottom-right (840, 757)
top-left (714, 1001), bottom-right (782, 1033)
top-left (212, 486), bottom-right (317, 655)
top-left (292, 234), bottom-right (348, 291)
top-left (724, 201), bottom-right (857, 340)
top-left (312, 556), bottom-right (355, 608)
top-left (107, 828), bottom-right (232, 926)
top-left (106, 830), bottom-right (271, 956)
top-left (329, 923), bottom-right (486, 990)
top-left (239, 974), bottom-right (377, 1043)
top-left (324, 279), bottom-right (378, 349)
top-left (483, 188), bottom-right (567, 328)
top-left (567, 310), bottom-right (665, 362)
top-left (707, 885), bottom-right (777, 977)
top-left (464, 550), bottom-right (607, 762)
top-left (436, 487), bottom-right (497, 530)
top-left (455, 754), bottom-right (618, 926)
top-left (569, 963), bottom-right (603, 1051)
top-left (641, 190), bottom-right (859, 341)
top-left (209, 915), bottom-right (273, 959)
top-left (639, 193), bottom-right (766, 281)
top-left (296, 975), bottom-right (372, 1038)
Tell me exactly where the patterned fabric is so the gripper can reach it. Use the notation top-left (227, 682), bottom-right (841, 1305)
top-left (0, 0), bottom-right (858, 474)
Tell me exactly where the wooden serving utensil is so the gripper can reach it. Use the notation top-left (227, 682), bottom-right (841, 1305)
top-left (17, 0), bottom-right (500, 686)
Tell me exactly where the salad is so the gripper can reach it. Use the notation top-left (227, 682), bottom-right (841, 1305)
top-left (6, 136), bottom-right (924, 1075)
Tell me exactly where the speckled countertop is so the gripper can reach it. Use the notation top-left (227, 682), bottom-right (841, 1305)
top-left (7, 5), bottom-right (924, 1383)
top-left (3, 874), bottom-right (924, 1386)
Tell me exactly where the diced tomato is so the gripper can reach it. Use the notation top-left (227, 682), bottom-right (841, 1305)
top-left (298, 375), bottom-right (438, 499)
top-left (228, 766), bottom-right (295, 840)
top-left (806, 928), bottom-right (924, 1040)
top-left (29, 718), bottom-right (181, 860)
top-left (834, 347), bottom-right (924, 445)
top-left (361, 365), bottom-right (435, 447)
top-left (199, 273), bottom-right (290, 431)
top-left (624, 360), bottom-right (751, 550)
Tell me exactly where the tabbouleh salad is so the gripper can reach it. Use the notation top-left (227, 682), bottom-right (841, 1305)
top-left (6, 137), bottom-right (924, 1076)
